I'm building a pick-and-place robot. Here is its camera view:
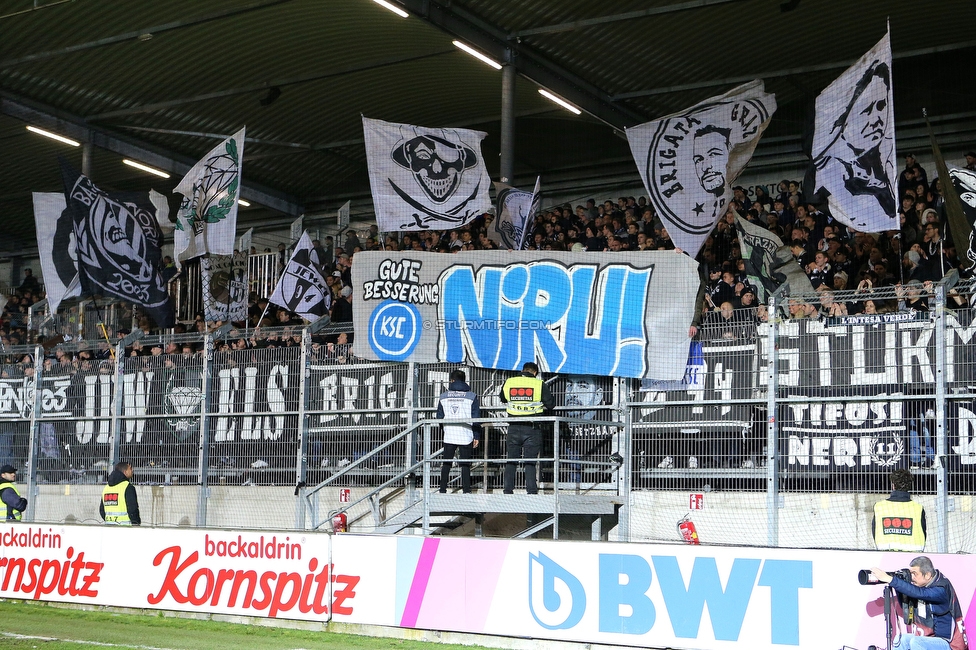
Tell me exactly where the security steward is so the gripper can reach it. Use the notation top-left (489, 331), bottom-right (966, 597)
top-left (500, 362), bottom-right (554, 495)
top-left (873, 468), bottom-right (926, 551)
top-left (0, 464), bottom-right (28, 521)
top-left (99, 461), bottom-right (141, 526)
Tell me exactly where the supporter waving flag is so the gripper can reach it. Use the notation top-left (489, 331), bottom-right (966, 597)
top-left (173, 127), bottom-right (245, 267)
top-left (267, 231), bottom-right (331, 322)
top-left (626, 80), bottom-right (776, 257)
top-left (490, 176), bottom-right (541, 250)
top-left (812, 31), bottom-right (897, 232)
top-left (59, 161), bottom-right (174, 327)
top-left (733, 212), bottom-right (813, 301)
top-left (363, 116), bottom-right (491, 231)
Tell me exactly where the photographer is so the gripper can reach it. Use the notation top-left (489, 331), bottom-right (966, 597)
top-left (869, 557), bottom-right (964, 649)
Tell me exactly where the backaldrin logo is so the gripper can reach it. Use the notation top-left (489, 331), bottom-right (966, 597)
top-left (528, 552), bottom-right (813, 645)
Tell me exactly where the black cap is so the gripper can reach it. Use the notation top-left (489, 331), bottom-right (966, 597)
top-left (966, 151), bottom-right (976, 158)
top-left (904, 152), bottom-right (915, 158)
top-left (0, 464), bottom-right (16, 474)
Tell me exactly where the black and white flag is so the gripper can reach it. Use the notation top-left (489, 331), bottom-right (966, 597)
top-left (268, 231), bottom-right (331, 322)
top-left (733, 212), bottom-right (813, 302)
top-left (32, 192), bottom-right (81, 313)
top-left (60, 162), bottom-right (175, 327)
top-left (363, 116), bottom-right (491, 231)
top-left (812, 31), bottom-right (897, 232)
top-left (201, 251), bottom-right (248, 323)
top-left (490, 176), bottom-right (540, 250)
top-left (947, 168), bottom-right (976, 273)
top-left (626, 80), bottom-right (776, 256)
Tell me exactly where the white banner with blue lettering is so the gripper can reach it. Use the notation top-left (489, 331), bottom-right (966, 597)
top-left (351, 250), bottom-right (700, 380)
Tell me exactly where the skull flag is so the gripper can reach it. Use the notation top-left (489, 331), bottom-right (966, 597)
top-left (267, 231), bottom-right (331, 322)
top-left (626, 80), bottom-right (776, 257)
top-left (363, 116), bottom-right (491, 231)
top-left (490, 176), bottom-right (541, 250)
top-left (59, 161), bottom-right (175, 327)
top-left (812, 31), bottom-right (897, 232)
top-left (173, 127), bottom-right (245, 267)
top-left (201, 251), bottom-right (248, 323)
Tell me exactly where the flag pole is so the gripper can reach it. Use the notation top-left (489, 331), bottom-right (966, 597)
top-left (90, 296), bottom-right (116, 360)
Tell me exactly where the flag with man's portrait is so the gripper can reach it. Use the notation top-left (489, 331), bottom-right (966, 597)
top-left (363, 116), bottom-right (491, 232)
top-left (811, 31), bottom-right (897, 232)
top-left (267, 231), bottom-right (331, 322)
top-left (173, 127), bottom-right (245, 267)
top-left (626, 80), bottom-right (776, 256)
top-left (490, 176), bottom-right (540, 250)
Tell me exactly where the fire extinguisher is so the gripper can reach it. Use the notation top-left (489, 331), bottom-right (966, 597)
top-left (677, 514), bottom-right (700, 545)
top-left (331, 512), bottom-right (347, 534)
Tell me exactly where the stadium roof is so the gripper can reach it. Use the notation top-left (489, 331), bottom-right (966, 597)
top-left (1, 0), bottom-right (974, 254)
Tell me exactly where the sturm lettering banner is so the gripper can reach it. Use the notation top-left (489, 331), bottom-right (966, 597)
top-left (350, 250), bottom-right (700, 380)
top-left (626, 80), bottom-right (776, 257)
top-left (363, 116), bottom-right (491, 232)
top-left (334, 534), bottom-right (976, 650)
top-left (0, 524), bottom-right (352, 622)
top-left (812, 31), bottom-right (897, 232)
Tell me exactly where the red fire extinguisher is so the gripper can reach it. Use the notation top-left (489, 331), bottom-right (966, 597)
top-left (331, 512), bottom-right (347, 534)
top-left (678, 514), bottom-right (700, 545)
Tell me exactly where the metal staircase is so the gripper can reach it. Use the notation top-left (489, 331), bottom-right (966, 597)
top-left (301, 416), bottom-right (626, 540)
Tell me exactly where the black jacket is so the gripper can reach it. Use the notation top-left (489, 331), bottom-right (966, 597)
top-left (99, 469), bottom-right (141, 525)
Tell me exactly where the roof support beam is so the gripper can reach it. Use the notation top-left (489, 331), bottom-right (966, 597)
top-left (399, 0), bottom-right (647, 131)
top-left (0, 92), bottom-right (304, 216)
top-left (614, 40), bottom-right (976, 100)
top-left (511, 0), bottom-right (745, 39)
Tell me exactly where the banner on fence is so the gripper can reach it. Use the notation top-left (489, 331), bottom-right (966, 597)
top-left (333, 534), bottom-right (976, 650)
top-left (0, 525), bottom-right (347, 622)
top-left (351, 250), bottom-right (700, 380)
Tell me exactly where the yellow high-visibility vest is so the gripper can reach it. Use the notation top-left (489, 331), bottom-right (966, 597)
top-left (102, 481), bottom-right (131, 526)
top-left (502, 376), bottom-right (545, 416)
top-left (873, 499), bottom-right (925, 551)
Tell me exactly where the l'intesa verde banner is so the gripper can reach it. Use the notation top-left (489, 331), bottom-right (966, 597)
top-left (351, 250), bottom-right (700, 380)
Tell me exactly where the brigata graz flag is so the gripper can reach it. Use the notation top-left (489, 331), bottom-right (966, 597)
top-left (173, 127), bottom-right (245, 267)
top-left (733, 213), bottom-right (813, 302)
top-left (626, 80), bottom-right (776, 257)
top-left (201, 252), bottom-right (248, 323)
top-left (32, 192), bottom-right (81, 314)
top-left (490, 176), bottom-right (541, 250)
top-left (60, 162), bottom-right (174, 327)
top-left (268, 231), bottom-right (331, 322)
top-left (812, 31), bottom-right (897, 232)
top-left (351, 250), bottom-right (700, 380)
top-left (363, 116), bottom-right (491, 231)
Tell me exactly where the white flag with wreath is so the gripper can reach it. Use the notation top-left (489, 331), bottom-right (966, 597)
top-left (173, 127), bottom-right (245, 267)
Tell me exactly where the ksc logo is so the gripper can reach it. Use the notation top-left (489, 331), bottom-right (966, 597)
top-left (368, 300), bottom-right (421, 361)
top-left (528, 552), bottom-right (585, 630)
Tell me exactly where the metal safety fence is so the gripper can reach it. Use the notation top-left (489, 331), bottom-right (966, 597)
top-left (0, 283), bottom-right (973, 551)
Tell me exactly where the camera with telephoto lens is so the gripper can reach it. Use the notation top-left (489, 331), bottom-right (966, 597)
top-left (857, 568), bottom-right (911, 585)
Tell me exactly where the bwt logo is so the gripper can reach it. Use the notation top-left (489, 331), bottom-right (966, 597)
top-left (529, 552), bottom-right (586, 629)
top-left (368, 300), bottom-right (422, 361)
top-left (528, 553), bottom-right (813, 645)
